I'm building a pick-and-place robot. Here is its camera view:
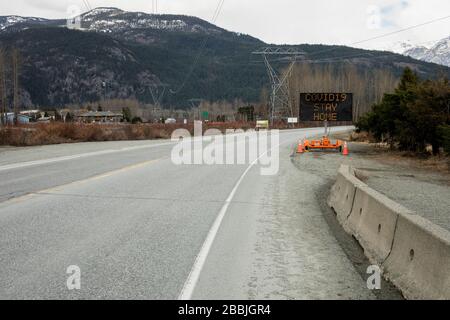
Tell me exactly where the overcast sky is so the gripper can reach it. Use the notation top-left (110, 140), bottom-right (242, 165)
top-left (1, 0), bottom-right (449, 50)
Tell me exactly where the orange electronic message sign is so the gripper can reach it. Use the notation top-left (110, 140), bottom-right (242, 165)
top-left (300, 93), bottom-right (353, 122)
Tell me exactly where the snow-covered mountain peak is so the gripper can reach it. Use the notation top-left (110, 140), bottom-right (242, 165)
top-left (403, 36), bottom-right (450, 67)
top-left (81, 7), bottom-right (124, 20)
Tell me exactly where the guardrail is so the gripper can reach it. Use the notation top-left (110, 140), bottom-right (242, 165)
top-left (328, 164), bottom-right (450, 300)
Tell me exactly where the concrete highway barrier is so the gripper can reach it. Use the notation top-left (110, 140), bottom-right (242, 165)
top-left (346, 185), bottom-right (413, 265)
top-left (383, 214), bottom-right (450, 299)
top-left (328, 164), bottom-right (450, 299)
top-left (327, 165), bottom-right (366, 228)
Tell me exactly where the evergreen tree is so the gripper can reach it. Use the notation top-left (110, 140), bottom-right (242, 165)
top-left (122, 107), bottom-right (132, 122)
top-left (357, 68), bottom-right (450, 154)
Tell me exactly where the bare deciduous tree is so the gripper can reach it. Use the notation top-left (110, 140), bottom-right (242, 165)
top-left (0, 49), bottom-right (6, 126)
top-left (286, 62), bottom-right (398, 121)
top-left (12, 48), bottom-right (20, 125)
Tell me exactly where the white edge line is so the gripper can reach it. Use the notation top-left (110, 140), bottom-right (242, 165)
top-left (0, 142), bottom-right (175, 172)
top-left (178, 135), bottom-right (298, 300)
top-left (0, 134), bottom-right (269, 172)
top-left (0, 127), bottom-right (353, 173)
top-left (177, 126), bottom-right (353, 300)
top-left (177, 157), bottom-right (258, 300)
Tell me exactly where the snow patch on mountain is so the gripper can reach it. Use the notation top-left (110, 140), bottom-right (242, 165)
top-left (78, 8), bottom-right (219, 34)
top-left (0, 7), bottom-right (222, 35)
top-left (87, 17), bottom-right (189, 33)
top-left (386, 40), bottom-right (420, 54)
top-left (83, 7), bottom-right (123, 17)
top-left (0, 16), bottom-right (48, 30)
top-left (403, 36), bottom-right (450, 67)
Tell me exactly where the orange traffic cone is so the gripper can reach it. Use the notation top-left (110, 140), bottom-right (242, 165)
top-left (342, 141), bottom-right (349, 156)
top-left (297, 140), bottom-right (304, 154)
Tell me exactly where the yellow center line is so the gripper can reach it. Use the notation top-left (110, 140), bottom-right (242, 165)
top-left (2, 158), bottom-right (165, 205)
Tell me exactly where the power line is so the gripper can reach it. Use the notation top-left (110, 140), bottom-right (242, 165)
top-left (81, 0), bottom-right (91, 12)
top-left (170, 0), bottom-right (226, 95)
top-left (189, 11), bottom-right (449, 101)
top-left (306, 14), bottom-right (450, 58)
top-left (350, 15), bottom-right (450, 46)
top-left (152, 0), bottom-right (158, 14)
top-left (394, 36), bottom-right (450, 50)
top-left (212, 0), bottom-right (225, 22)
top-left (304, 52), bottom-right (393, 64)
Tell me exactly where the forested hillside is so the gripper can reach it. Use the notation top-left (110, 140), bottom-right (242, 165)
top-left (0, 8), bottom-right (449, 111)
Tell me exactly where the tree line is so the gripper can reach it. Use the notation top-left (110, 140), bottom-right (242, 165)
top-left (287, 62), bottom-right (398, 121)
top-left (356, 68), bottom-right (450, 154)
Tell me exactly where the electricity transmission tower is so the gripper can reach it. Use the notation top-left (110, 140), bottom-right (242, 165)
top-left (252, 47), bottom-right (305, 124)
top-left (149, 83), bottom-right (169, 109)
top-left (189, 98), bottom-right (204, 120)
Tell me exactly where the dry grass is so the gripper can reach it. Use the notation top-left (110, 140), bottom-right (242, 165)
top-left (350, 131), bottom-right (377, 143)
top-left (0, 121), bottom-right (355, 147)
top-left (332, 130), bottom-right (450, 173)
top-left (0, 123), bottom-right (175, 147)
top-left (374, 150), bottom-right (450, 174)
top-left (0, 122), bottom-right (263, 147)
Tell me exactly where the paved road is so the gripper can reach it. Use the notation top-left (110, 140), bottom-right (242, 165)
top-left (0, 126), bottom-right (375, 299)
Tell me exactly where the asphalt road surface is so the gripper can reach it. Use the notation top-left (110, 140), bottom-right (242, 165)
top-left (0, 126), bottom-right (376, 299)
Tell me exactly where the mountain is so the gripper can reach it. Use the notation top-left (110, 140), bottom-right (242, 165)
top-left (385, 40), bottom-right (418, 54)
top-left (0, 15), bottom-right (51, 30)
top-left (0, 7), bottom-right (258, 43)
top-left (403, 36), bottom-right (450, 67)
top-left (0, 7), bottom-right (449, 109)
top-left (79, 7), bottom-right (225, 35)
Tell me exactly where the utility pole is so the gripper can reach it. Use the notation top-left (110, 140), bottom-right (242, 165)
top-left (12, 48), bottom-right (20, 126)
top-left (252, 47), bottom-right (305, 126)
top-left (0, 49), bottom-right (6, 126)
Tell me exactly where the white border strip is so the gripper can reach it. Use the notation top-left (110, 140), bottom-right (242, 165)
top-left (178, 126), bottom-right (353, 300)
top-left (178, 134), bottom-right (298, 300)
top-left (0, 142), bottom-right (175, 172)
top-left (178, 156), bottom-right (259, 300)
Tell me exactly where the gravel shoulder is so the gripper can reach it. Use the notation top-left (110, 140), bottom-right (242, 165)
top-left (292, 130), bottom-right (450, 232)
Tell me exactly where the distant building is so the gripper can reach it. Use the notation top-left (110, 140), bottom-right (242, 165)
top-left (20, 110), bottom-right (41, 121)
top-left (0, 113), bottom-right (31, 125)
top-left (75, 111), bottom-right (123, 123)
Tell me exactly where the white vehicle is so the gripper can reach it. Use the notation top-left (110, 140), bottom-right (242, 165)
top-left (165, 118), bottom-right (177, 124)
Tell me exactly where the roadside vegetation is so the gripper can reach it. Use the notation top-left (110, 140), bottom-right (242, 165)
top-left (356, 67), bottom-right (450, 156)
top-left (0, 123), bottom-right (171, 146)
top-left (288, 63), bottom-right (398, 120)
top-left (0, 121), bottom-right (348, 147)
top-left (0, 122), bottom-right (257, 147)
